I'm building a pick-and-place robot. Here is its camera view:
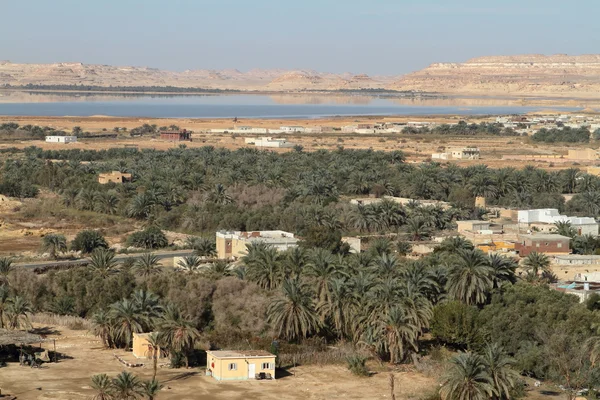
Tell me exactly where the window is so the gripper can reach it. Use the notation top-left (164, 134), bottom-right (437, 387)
top-left (536, 243), bottom-right (540, 248)
top-left (228, 363), bottom-right (237, 371)
top-left (557, 243), bottom-right (563, 248)
top-left (261, 362), bottom-right (274, 370)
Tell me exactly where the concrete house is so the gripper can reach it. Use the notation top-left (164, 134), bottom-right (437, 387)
top-left (518, 209), bottom-right (598, 237)
top-left (216, 230), bottom-right (298, 259)
top-left (280, 126), bottom-right (305, 133)
top-left (450, 147), bottom-right (480, 160)
top-left (206, 350), bottom-right (276, 381)
top-left (456, 220), bottom-right (491, 233)
top-left (98, 171), bottom-right (132, 184)
top-left (567, 148), bottom-right (600, 161)
top-left (160, 130), bottom-right (191, 141)
top-left (515, 234), bottom-right (570, 256)
top-left (132, 332), bottom-right (163, 359)
top-left (45, 136), bottom-right (77, 143)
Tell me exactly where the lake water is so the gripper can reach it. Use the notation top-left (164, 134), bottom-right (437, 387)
top-left (0, 91), bottom-right (581, 118)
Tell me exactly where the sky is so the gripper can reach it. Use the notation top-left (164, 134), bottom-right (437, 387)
top-left (2, 0), bottom-right (600, 75)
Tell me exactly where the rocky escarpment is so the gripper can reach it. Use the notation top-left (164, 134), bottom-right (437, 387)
top-left (388, 54), bottom-right (600, 98)
top-left (0, 61), bottom-right (395, 91)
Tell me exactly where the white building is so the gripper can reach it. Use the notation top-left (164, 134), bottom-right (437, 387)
top-left (45, 136), bottom-right (77, 144)
top-left (245, 137), bottom-right (295, 148)
top-left (518, 209), bottom-right (599, 237)
top-left (280, 126), bottom-right (305, 133)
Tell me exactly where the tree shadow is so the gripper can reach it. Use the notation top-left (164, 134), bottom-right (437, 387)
top-left (162, 371), bottom-right (198, 383)
top-left (30, 326), bottom-right (61, 336)
top-left (540, 390), bottom-right (561, 396)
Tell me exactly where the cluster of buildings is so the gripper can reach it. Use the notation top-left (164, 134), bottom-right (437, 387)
top-left (431, 147), bottom-right (481, 160)
top-left (495, 114), bottom-right (600, 136)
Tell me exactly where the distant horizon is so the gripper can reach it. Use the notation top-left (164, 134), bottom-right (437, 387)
top-left (3, 0), bottom-right (599, 75)
top-left (3, 52), bottom-right (600, 77)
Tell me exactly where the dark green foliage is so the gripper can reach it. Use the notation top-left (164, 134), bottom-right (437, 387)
top-left (531, 126), bottom-right (590, 143)
top-left (346, 354), bottom-right (369, 376)
top-left (71, 230), bottom-right (108, 254)
top-left (127, 227), bottom-right (168, 249)
top-left (431, 301), bottom-right (480, 349)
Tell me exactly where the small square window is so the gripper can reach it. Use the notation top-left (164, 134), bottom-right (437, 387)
top-left (228, 363), bottom-right (237, 371)
top-left (557, 243), bottom-right (563, 248)
top-left (536, 243), bottom-right (540, 247)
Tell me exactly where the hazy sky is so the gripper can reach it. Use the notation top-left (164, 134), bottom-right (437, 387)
top-left (2, 0), bottom-right (599, 75)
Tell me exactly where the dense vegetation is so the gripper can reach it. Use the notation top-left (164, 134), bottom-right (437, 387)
top-left (1, 83), bottom-right (240, 93)
top-left (401, 121), bottom-right (521, 136)
top-left (531, 126), bottom-right (592, 143)
top-left (3, 145), bottom-right (600, 398)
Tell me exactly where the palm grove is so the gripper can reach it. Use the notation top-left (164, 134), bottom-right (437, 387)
top-left (3, 145), bottom-right (600, 399)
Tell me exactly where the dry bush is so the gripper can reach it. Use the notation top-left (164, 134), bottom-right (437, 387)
top-left (229, 184), bottom-right (286, 209)
top-left (30, 312), bottom-right (92, 331)
top-left (211, 277), bottom-right (271, 340)
top-left (278, 342), bottom-right (368, 367)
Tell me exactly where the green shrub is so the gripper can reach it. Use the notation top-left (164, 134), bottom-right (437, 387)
top-left (346, 354), bottom-right (369, 376)
top-left (126, 226), bottom-right (168, 249)
top-left (71, 230), bottom-right (108, 254)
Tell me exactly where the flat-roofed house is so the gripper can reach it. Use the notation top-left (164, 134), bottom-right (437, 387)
top-left (216, 230), bottom-right (298, 259)
top-left (206, 350), bottom-right (276, 381)
top-left (160, 129), bottom-right (191, 141)
top-left (515, 234), bottom-right (570, 257)
top-left (98, 171), bottom-right (133, 184)
top-left (45, 135), bottom-right (77, 144)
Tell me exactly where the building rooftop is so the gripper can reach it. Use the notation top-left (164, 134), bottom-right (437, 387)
top-left (520, 233), bottom-right (571, 241)
top-left (207, 350), bottom-right (274, 359)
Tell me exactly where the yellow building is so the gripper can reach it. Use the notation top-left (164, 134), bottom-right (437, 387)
top-left (567, 148), bottom-right (600, 161)
top-left (477, 241), bottom-right (516, 253)
top-left (216, 231), bottom-right (298, 259)
top-left (206, 350), bottom-right (276, 381)
top-left (587, 166), bottom-right (600, 176)
top-left (132, 332), bottom-right (163, 359)
top-left (99, 171), bottom-right (132, 184)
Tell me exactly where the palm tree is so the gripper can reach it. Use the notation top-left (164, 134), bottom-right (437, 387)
top-left (447, 250), bottom-right (493, 305)
top-left (0, 257), bottom-right (13, 286)
top-left (306, 248), bottom-right (340, 304)
top-left (185, 236), bottom-right (216, 258)
top-left (435, 236), bottom-right (474, 255)
top-left (487, 254), bottom-right (517, 288)
top-left (208, 183), bottom-right (233, 205)
top-left (176, 255), bottom-right (201, 273)
top-left (109, 299), bottom-right (144, 349)
top-left (131, 289), bottom-right (163, 325)
top-left (379, 307), bottom-right (418, 364)
top-left (146, 333), bottom-right (163, 381)
top-left (267, 278), bottom-right (320, 342)
top-left (112, 371), bottom-right (143, 400)
top-left (522, 252), bottom-right (551, 280)
top-left (282, 247), bottom-right (308, 280)
top-left (0, 286), bottom-right (9, 329)
top-left (133, 253), bottom-right (162, 277)
top-left (317, 278), bottom-right (353, 338)
top-left (141, 379), bottom-right (163, 400)
top-left (91, 309), bottom-right (114, 348)
top-left (158, 305), bottom-right (200, 368)
top-left (554, 221), bottom-right (577, 239)
top-left (6, 296), bottom-right (32, 329)
top-left (242, 243), bottom-right (282, 290)
top-left (482, 344), bottom-right (520, 400)
top-left (441, 352), bottom-right (495, 400)
top-left (368, 237), bottom-right (393, 257)
top-left (90, 373), bottom-right (114, 400)
top-left (42, 233), bottom-right (68, 260)
top-left (88, 249), bottom-right (119, 278)
top-left (404, 216), bottom-right (432, 241)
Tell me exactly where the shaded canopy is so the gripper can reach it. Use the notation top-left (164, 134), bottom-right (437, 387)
top-left (0, 329), bottom-right (43, 346)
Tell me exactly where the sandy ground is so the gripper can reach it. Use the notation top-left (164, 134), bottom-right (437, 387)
top-left (0, 324), bottom-right (436, 400)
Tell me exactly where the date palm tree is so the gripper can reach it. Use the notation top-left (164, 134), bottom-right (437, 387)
top-left (522, 251), bottom-right (551, 280)
top-left (282, 247), bottom-right (309, 280)
top-left (242, 243), bottom-right (282, 290)
top-left (176, 255), bottom-right (201, 273)
top-left (376, 306), bottom-right (418, 364)
top-left (88, 249), bottom-right (119, 278)
top-left (6, 295), bottom-right (32, 329)
top-left (90, 373), bottom-right (114, 400)
top-left (141, 379), bottom-right (163, 400)
top-left (91, 309), bottom-right (114, 348)
top-left (42, 233), bottom-right (68, 260)
top-left (0, 286), bottom-right (9, 329)
top-left (306, 248), bottom-right (340, 304)
top-left (447, 249), bottom-right (493, 305)
top-left (158, 305), bottom-right (200, 368)
top-left (267, 278), bottom-right (320, 342)
top-left (487, 254), bottom-right (517, 288)
top-left (146, 333), bottom-right (163, 381)
top-left (112, 371), bottom-right (143, 400)
top-left (109, 299), bottom-right (144, 349)
top-left (441, 352), bottom-right (495, 400)
top-left (482, 344), bottom-right (520, 400)
top-left (404, 216), bottom-right (432, 241)
top-left (0, 257), bottom-right (13, 287)
top-left (133, 253), bottom-right (162, 277)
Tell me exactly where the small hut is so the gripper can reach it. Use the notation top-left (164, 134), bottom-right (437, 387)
top-left (0, 329), bottom-right (43, 347)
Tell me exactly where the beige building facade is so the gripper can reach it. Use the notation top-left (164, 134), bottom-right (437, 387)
top-left (207, 350), bottom-right (276, 381)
